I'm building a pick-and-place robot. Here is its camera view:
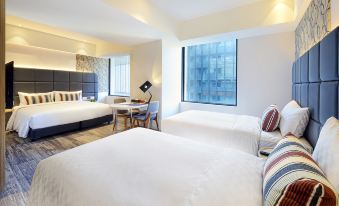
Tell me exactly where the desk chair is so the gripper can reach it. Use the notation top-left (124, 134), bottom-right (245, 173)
top-left (131, 101), bottom-right (159, 130)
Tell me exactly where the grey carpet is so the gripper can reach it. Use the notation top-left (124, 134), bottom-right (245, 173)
top-left (0, 120), bottom-right (130, 206)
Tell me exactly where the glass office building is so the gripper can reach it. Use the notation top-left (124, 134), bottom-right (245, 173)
top-left (183, 40), bottom-right (237, 105)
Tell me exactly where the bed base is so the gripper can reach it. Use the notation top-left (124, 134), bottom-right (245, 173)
top-left (28, 115), bottom-right (113, 140)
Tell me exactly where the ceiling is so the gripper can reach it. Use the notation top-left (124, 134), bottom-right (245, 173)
top-left (6, 0), bottom-right (295, 46)
top-left (150, 0), bottom-right (264, 21)
top-left (6, 0), bottom-right (163, 45)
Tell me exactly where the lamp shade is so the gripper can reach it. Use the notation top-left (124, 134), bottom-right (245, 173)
top-left (139, 81), bottom-right (152, 93)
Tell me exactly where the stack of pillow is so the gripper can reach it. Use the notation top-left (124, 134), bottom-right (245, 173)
top-left (261, 100), bottom-right (310, 138)
top-left (263, 117), bottom-right (339, 206)
top-left (18, 91), bottom-right (83, 106)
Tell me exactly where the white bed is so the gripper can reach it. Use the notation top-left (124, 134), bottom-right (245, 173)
top-left (161, 110), bottom-right (261, 155)
top-left (28, 128), bottom-right (264, 206)
top-left (7, 101), bottom-right (112, 138)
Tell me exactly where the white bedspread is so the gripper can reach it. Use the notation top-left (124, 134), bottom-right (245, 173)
top-left (7, 101), bottom-right (112, 138)
top-left (162, 110), bottom-right (261, 155)
top-left (260, 129), bottom-right (313, 153)
top-left (28, 128), bottom-right (264, 206)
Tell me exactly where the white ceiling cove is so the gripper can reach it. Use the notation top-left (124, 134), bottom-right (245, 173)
top-left (6, 0), bottom-right (163, 45)
top-left (6, 0), bottom-right (288, 45)
top-left (149, 0), bottom-right (264, 21)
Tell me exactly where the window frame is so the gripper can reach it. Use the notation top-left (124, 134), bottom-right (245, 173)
top-left (108, 55), bottom-right (131, 97)
top-left (181, 40), bottom-right (238, 106)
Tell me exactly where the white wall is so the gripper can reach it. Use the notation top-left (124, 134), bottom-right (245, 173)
top-left (332, 0), bottom-right (339, 29)
top-left (130, 40), bottom-right (162, 116)
top-left (161, 37), bottom-right (182, 119)
top-left (181, 32), bottom-right (295, 117)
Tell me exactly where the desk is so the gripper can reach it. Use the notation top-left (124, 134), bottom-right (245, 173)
top-left (110, 103), bottom-right (148, 130)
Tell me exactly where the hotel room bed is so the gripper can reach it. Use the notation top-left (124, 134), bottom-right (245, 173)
top-left (5, 66), bottom-right (113, 139)
top-left (162, 110), bottom-right (314, 155)
top-left (162, 110), bottom-right (261, 155)
top-left (28, 128), bottom-right (264, 206)
top-left (7, 101), bottom-right (112, 139)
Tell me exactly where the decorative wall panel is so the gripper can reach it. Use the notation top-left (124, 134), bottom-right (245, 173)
top-left (76, 54), bottom-right (109, 93)
top-left (295, 0), bottom-right (331, 58)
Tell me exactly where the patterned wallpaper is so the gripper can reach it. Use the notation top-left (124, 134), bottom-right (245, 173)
top-left (76, 54), bottom-right (109, 93)
top-left (295, 0), bottom-right (331, 58)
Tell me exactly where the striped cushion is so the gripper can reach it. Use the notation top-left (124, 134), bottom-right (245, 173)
top-left (22, 93), bottom-right (53, 105)
top-left (59, 93), bottom-right (81, 101)
top-left (263, 137), bottom-right (338, 206)
top-left (54, 91), bottom-right (82, 102)
top-left (261, 105), bottom-right (280, 132)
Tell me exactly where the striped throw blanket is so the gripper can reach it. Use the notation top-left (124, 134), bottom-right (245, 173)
top-left (263, 137), bottom-right (338, 206)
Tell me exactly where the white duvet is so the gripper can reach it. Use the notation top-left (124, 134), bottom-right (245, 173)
top-left (28, 128), bottom-right (264, 206)
top-left (7, 101), bottom-right (112, 138)
top-left (162, 110), bottom-right (261, 155)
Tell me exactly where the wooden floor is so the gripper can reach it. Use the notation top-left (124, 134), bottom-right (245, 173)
top-left (0, 118), bottom-right (138, 206)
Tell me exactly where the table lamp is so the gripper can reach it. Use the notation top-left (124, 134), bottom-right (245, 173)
top-left (139, 80), bottom-right (152, 103)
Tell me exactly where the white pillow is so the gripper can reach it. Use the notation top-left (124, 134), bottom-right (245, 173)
top-left (18, 92), bottom-right (54, 106)
top-left (312, 117), bottom-right (339, 192)
top-left (54, 91), bottom-right (82, 102)
top-left (279, 100), bottom-right (310, 137)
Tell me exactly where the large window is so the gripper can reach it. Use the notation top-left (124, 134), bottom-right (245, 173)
top-left (182, 40), bottom-right (237, 105)
top-left (109, 55), bottom-right (130, 96)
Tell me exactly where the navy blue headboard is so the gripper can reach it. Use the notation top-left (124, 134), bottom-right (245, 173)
top-left (292, 27), bottom-right (339, 147)
top-left (6, 66), bottom-right (99, 108)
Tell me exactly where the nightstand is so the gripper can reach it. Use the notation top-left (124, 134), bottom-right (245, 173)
top-left (5, 109), bottom-right (13, 133)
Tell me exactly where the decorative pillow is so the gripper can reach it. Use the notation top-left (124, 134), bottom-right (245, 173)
top-left (54, 91), bottom-right (82, 102)
top-left (312, 117), bottom-right (339, 193)
top-left (18, 92), bottom-right (53, 105)
top-left (279, 100), bottom-right (310, 137)
top-left (263, 137), bottom-right (338, 206)
top-left (261, 105), bottom-right (280, 132)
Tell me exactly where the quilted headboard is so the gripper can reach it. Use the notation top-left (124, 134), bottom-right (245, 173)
top-left (6, 65), bottom-right (98, 108)
top-left (292, 27), bottom-right (339, 148)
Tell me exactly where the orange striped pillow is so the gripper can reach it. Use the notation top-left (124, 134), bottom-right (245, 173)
top-left (23, 94), bottom-right (52, 105)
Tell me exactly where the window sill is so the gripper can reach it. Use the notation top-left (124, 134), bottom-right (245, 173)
top-left (181, 101), bottom-right (237, 107)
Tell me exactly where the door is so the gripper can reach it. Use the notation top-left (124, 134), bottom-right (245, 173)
top-left (0, 0), bottom-right (5, 190)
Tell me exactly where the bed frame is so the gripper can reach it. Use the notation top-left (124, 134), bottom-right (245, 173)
top-left (5, 64), bottom-right (112, 140)
top-left (292, 27), bottom-right (339, 148)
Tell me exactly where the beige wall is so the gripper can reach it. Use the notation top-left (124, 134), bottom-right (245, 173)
top-left (6, 43), bottom-right (76, 71)
top-left (181, 32), bottom-right (295, 117)
top-left (332, 0), bottom-right (339, 29)
top-left (6, 24), bottom-right (96, 55)
top-left (5, 22), bottom-right (131, 70)
top-left (0, 0), bottom-right (5, 191)
top-left (130, 40), bottom-right (162, 117)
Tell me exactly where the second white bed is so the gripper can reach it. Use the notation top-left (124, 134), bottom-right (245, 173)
top-left (29, 128), bottom-right (264, 206)
top-left (162, 110), bottom-right (261, 155)
top-left (7, 101), bottom-right (112, 138)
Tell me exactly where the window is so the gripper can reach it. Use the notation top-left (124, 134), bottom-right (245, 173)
top-left (109, 55), bottom-right (130, 96)
top-left (182, 40), bottom-right (237, 105)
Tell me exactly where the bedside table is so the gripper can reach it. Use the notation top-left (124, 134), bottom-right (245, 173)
top-left (5, 109), bottom-right (13, 133)
top-left (258, 147), bottom-right (273, 159)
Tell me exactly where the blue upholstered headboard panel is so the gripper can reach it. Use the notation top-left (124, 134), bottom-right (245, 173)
top-left (292, 27), bottom-right (339, 147)
top-left (6, 66), bottom-right (99, 108)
